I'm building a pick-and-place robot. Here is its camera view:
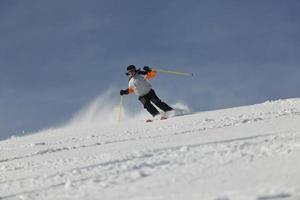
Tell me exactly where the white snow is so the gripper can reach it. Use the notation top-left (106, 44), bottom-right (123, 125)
top-left (1, 98), bottom-right (300, 200)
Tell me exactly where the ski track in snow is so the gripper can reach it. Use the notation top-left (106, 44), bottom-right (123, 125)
top-left (1, 98), bottom-right (300, 200)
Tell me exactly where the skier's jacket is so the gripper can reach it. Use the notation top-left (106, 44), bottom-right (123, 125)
top-left (127, 70), bottom-right (157, 96)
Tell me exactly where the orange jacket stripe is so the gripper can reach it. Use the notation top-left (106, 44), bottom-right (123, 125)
top-left (127, 87), bottom-right (134, 94)
top-left (145, 70), bottom-right (157, 80)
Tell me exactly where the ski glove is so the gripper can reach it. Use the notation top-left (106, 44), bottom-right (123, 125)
top-left (120, 89), bottom-right (128, 96)
top-left (143, 66), bottom-right (151, 72)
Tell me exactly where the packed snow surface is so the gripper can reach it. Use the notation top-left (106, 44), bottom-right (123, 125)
top-left (1, 98), bottom-right (300, 200)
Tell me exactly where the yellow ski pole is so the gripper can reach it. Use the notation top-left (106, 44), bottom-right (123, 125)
top-left (118, 95), bottom-right (124, 122)
top-left (153, 69), bottom-right (193, 77)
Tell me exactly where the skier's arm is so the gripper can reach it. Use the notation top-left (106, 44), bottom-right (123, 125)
top-left (142, 66), bottom-right (157, 80)
top-left (145, 70), bottom-right (157, 80)
top-left (120, 87), bottom-right (134, 96)
top-left (127, 87), bottom-right (134, 94)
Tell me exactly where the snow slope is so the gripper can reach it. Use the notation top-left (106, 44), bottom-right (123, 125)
top-left (1, 98), bottom-right (300, 200)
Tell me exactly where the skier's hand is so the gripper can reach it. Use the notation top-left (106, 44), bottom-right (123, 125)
top-left (143, 66), bottom-right (151, 72)
top-left (120, 89), bottom-right (127, 96)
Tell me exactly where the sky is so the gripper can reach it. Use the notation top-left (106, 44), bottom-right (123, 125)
top-left (0, 0), bottom-right (299, 140)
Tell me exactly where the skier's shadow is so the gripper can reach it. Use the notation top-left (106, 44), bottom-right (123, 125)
top-left (257, 193), bottom-right (291, 200)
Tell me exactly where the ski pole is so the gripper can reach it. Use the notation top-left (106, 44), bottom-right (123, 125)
top-left (118, 95), bottom-right (124, 122)
top-left (153, 69), bottom-right (193, 77)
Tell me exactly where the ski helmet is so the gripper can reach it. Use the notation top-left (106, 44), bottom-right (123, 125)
top-left (127, 65), bottom-right (136, 72)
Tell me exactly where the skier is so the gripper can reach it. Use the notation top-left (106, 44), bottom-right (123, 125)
top-left (120, 65), bottom-right (173, 120)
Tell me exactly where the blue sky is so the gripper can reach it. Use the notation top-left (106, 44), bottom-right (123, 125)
top-left (0, 0), bottom-right (299, 140)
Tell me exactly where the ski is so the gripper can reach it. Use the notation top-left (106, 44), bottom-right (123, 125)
top-left (145, 116), bottom-right (168, 122)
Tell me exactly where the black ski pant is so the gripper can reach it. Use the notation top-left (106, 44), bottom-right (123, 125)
top-left (138, 89), bottom-right (173, 117)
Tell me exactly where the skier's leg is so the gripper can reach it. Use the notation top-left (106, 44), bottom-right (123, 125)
top-left (148, 89), bottom-right (173, 112)
top-left (139, 95), bottom-right (160, 117)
